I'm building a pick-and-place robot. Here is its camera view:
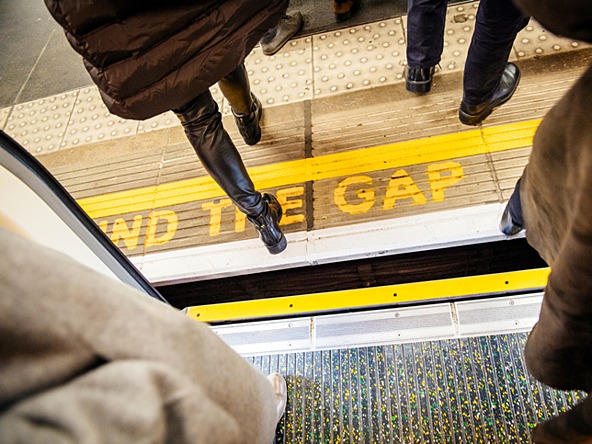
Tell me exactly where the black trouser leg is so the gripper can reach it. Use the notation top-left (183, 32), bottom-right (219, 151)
top-left (406, 0), bottom-right (447, 68)
top-left (463, 0), bottom-right (529, 104)
top-left (507, 178), bottom-right (524, 227)
top-left (173, 90), bottom-right (264, 217)
top-left (217, 64), bottom-right (253, 115)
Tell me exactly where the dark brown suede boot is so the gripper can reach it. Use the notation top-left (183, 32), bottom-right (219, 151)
top-left (333, 0), bottom-right (358, 22)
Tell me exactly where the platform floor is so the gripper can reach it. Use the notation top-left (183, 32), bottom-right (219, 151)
top-left (2, 2), bottom-right (590, 284)
top-left (2, 0), bottom-right (476, 110)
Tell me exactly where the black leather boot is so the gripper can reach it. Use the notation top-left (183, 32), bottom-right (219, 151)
top-left (459, 63), bottom-right (521, 126)
top-left (247, 193), bottom-right (287, 254)
top-left (405, 66), bottom-right (436, 94)
top-left (233, 94), bottom-right (262, 146)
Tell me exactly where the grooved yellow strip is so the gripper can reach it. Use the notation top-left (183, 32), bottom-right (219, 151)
top-left (185, 268), bottom-right (550, 323)
top-left (79, 119), bottom-right (541, 219)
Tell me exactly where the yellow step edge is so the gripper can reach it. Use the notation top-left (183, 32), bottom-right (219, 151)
top-left (185, 268), bottom-right (550, 323)
top-left (78, 119), bottom-right (541, 219)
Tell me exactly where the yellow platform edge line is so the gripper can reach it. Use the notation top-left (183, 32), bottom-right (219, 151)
top-left (78, 119), bottom-right (541, 219)
top-left (185, 268), bottom-right (550, 323)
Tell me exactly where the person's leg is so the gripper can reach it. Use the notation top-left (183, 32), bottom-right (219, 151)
top-left (173, 91), bottom-right (287, 254)
top-left (460, 0), bottom-right (529, 123)
top-left (174, 90), bottom-right (263, 217)
top-left (218, 64), bottom-right (252, 115)
top-left (405, 0), bottom-right (447, 93)
top-left (463, 0), bottom-right (528, 103)
top-left (218, 64), bottom-right (263, 146)
top-left (406, 0), bottom-right (448, 69)
top-left (499, 178), bottom-right (524, 235)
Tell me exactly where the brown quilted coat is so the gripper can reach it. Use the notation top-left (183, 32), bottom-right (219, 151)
top-left (513, 0), bottom-right (592, 441)
top-left (44, 0), bottom-right (288, 120)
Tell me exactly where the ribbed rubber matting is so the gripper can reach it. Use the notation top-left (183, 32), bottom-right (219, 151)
top-left (247, 333), bottom-right (583, 443)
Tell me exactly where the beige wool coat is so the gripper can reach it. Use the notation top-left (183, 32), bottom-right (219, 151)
top-left (513, 0), bottom-right (592, 441)
top-left (0, 227), bottom-right (278, 443)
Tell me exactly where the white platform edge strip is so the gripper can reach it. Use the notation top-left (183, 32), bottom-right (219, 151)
top-left (133, 202), bottom-right (521, 283)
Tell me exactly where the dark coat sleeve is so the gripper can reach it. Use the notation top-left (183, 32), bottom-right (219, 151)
top-left (521, 62), bottom-right (592, 443)
top-left (522, 63), bottom-right (592, 393)
top-left (512, 0), bottom-right (592, 43)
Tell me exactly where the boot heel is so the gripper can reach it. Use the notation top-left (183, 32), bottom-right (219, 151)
top-left (267, 233), bottom-right (287, 255)
top-left (248, 193), bottom-right (288, 254)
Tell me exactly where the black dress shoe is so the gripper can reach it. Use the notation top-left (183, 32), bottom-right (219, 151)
top-left (248, 193), bottom-right (287, 254)
top-left (499, 201), bottom-right (524, 235)
top-left (233, 94), bottom-right (262, 145)
top-left (459, 62), bottom-right (521, 126)
top-left (405, 66), bottom-right (436, 94)
top-left (260, 13), bottom-right (303, 56)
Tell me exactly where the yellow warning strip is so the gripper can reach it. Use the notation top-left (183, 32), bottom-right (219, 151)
top-left (78, 119), bottom-right (540, 219)
top-left (185, 268), bottom-right (550, 323)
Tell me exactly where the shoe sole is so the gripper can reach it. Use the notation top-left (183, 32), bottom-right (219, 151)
top-left (406, 78), bottom-right (432, 94)
top-left (459, 68), bottom-right (521, 126)
top-left (501, 224), bottom-right (524, 236)
top-left (266, 233), bottom-right (287, 254)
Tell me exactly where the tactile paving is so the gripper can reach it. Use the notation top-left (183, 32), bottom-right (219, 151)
top-left (514, 20), bottom-right (587, 59)
top-left (60, 86), bottom-right (139, 149)
top-left (4, 91), bottom-right (77, 155)
top-left (0, 107), bottom-right (10, 131)
top-left (312, 19), bottom-right (407, 98)
top-left (4, 0), bottom-right (587, 157)
top-left (137, 111), bottom-right (178, 134)
top-left (225, 37), bottom-right (314, 114)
